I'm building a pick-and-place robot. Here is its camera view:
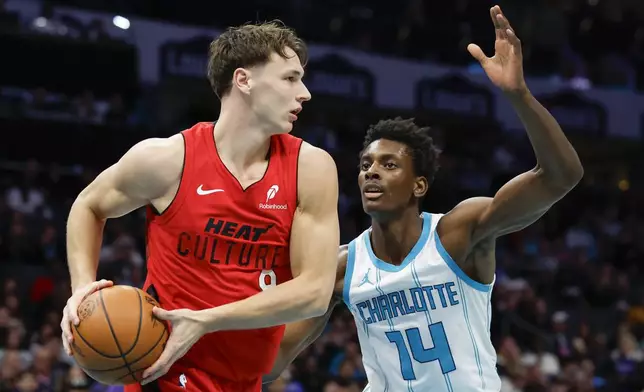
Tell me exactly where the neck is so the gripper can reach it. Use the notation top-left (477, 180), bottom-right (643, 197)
top-left (214, 97), bottom-right (273, 168)
top-left (370, 208), bottom-right (423, 266)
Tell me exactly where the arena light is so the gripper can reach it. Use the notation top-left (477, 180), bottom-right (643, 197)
top-left (112, 15), bottom-right (130, 30)
top-left (34, 17), bottom-right (47, 28)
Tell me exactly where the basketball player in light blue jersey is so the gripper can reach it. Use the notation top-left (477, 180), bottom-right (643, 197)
top-left (264, 5), bottom-right (584, 391)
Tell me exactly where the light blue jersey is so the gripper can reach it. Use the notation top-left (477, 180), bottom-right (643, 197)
top-left (343, 212), bottom-right (501, 392)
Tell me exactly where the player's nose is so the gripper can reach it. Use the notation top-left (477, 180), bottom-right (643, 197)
top-left (364, 168), bottom-right (381, 181)
top-left (297, 84), bottom-right (311, 102)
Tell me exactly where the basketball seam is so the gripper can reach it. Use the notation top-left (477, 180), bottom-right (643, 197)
top-left (100, 289), bottom-right (138, 380)
top-left (72, 323), bottom-right (123, 359)
top-left (81, 329), bottom-right (168, 372)
top-left (115, 364), bottom-right (152, 383)
top-left (112, 330), bottom-right (169, 383)
top-left (120, 287), bottom-right (144, 356)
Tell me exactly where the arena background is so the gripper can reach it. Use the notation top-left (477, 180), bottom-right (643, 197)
top-left (1, 0), bottom-right (643, 391)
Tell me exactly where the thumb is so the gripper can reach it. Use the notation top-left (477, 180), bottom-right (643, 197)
top-left (152, 307), bottom-right (173, 321)
top-left (467, 44), bottom-right (488, 65)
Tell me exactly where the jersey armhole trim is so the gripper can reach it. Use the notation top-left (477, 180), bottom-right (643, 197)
top-left (293, 139), bottom-right (304, 210)
top-left (284, 138), bottom-right (304, 243)
top-left (151, 132), bottom-right (189, 224)
top-left (433, 217), bottom-right (493, 293)
top-left (343, 239), bottom-right (357, 307)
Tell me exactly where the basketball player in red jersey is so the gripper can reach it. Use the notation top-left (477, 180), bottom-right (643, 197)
top-left (60, 22), bottom-right (340, 391)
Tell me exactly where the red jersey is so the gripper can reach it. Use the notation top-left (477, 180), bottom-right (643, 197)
top-left (134, 122), bottom-right (302, 390)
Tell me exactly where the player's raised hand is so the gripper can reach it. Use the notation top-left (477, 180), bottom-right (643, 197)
top-left (140, 307), bottom-right (207, 385)
top-left (467, 5), bottom-right (527, 95)
top-left (61, 279), bottom-right (113, 356)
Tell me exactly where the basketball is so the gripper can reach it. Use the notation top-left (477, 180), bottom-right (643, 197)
top-left (70, 285), bottom-right (169, 385)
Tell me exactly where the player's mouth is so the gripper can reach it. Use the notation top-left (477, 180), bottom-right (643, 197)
top-left (363, 183), bottom-right (384, 200)
top-left (289, 108), bottom-right (301, 122)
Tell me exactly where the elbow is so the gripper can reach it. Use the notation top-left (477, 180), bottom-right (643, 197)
top-left (562, 163), bottom-right (584, 188)
top-left (565, 153), bottom-right (585, 186)
top-left (262, 373), bottom-right (280, 385)
top-left (538, 161), bottom-right (584, 191)
top-left (304, 282), bottom-right (334, 318)
top-left (308, 291), bottom-right (332, 318)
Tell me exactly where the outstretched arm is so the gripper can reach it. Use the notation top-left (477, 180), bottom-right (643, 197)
top-left (263, 245), bottom-right (348, 384)
top-left (445, 5), bottom-right (583, 246)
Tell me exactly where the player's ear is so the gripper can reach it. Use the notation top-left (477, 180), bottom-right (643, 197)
top-left (413, 176), bottom-right (428, 198)
top-left (232, 68), bottom-right (252, 95)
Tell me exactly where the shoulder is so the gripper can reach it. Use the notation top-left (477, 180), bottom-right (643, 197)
top-left (439, 197), bottom-right (493, 231)
top-left (296, 142), bottom-right (338, 206)
top-left (120, 135), bottom-right (183, 174)
top-left (435, 197), bottom-right (494, 261)
top-left (297, 141), bottom-right (337, 173)
top-left (115, 135), bottom-right (185, 195)
top-left (120, 135), bottom-right (184, 169)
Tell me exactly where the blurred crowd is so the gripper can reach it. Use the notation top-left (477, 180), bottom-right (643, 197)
top-left (3, 0), bottom-right (641, 90)
top-left (1, 0), bottom-right (643, 130)
top-left (0, 87), bottom-right (134, 128)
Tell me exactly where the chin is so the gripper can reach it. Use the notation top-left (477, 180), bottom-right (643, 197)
top-left (362, 197), bottom-right (408, 220)
top-left (273, 121), bottom-right (293, 135)
top-left (362, 198), bottom-right (389, 214)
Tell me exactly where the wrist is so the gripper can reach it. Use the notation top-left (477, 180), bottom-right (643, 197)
top-left (504, 86), bottom-right (531, 102)
top-left (71, 277), bottom-right (95, 293)
top-left (198, 306), bottom-right (228, 333)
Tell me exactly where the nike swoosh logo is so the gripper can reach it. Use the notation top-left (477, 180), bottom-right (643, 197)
top-left (197, 185), bottom-right (224, 195)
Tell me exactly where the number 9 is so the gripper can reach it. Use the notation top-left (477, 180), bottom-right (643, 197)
top-left (259, 269), bottom-right (277, 291)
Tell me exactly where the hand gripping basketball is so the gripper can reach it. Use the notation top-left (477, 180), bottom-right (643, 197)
top-left (140, 307), bottom-right (207, 385)
top-left (61, 279), bottom-right (114, 356)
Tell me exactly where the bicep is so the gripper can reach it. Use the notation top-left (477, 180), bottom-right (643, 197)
top-left (289, 145), bottom-right (340, 283)
top-left (75, 165), bottom-right (144, 220)
top-left (75, 138), bottom-right (180, 220)
top-left (474, 169), bottom-right (572, 241)
top-left (290, 209), bottom-right (339, 278)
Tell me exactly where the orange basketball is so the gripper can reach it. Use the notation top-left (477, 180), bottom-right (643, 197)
top-left (71, 285), bottom-right (169, 385)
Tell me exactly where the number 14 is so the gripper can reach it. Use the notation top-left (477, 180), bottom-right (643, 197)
top-left (385, 322), bottom-right (456, 380)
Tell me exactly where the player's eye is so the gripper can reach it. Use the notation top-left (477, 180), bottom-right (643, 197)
top-left (286, 76), bottom-right (298, 82)
top-left (385, 162), bottom-right (397, 169)
top-left (359, 162), bottom-right (371, 171)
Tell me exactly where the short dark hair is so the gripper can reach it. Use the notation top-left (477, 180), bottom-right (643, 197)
top-left (207, 21), bottom-right (308, 99)
top-left (362, 117), bottom-right (441, 185)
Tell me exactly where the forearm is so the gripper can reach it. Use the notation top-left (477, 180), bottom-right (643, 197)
top-left (263, 302), bottom-right (338, 384)
top-left (66, 199), bottom-right (106, 291)
top-left (508, 90), bottom-right (583, 182)
top-left (200, 277), bottom-right (330, 332)
top-left (286, 302), bottom-right (337, 356)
